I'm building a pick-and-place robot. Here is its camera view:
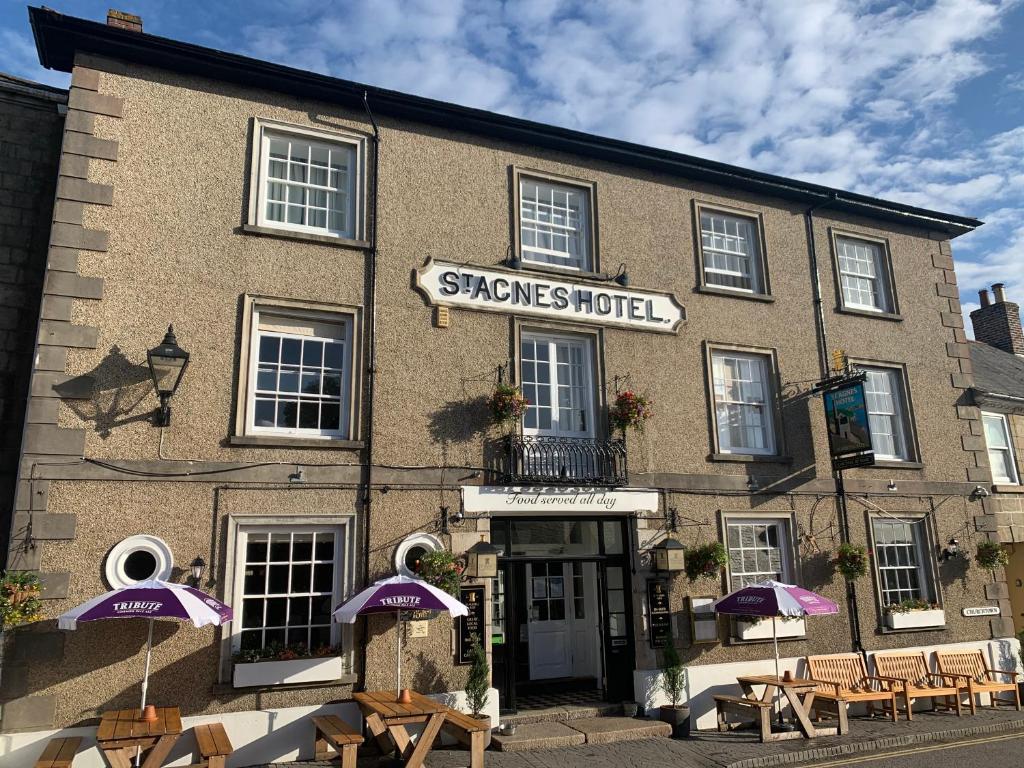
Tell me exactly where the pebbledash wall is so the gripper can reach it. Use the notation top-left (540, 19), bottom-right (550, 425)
top-left (1, 8), bottom-right (1018, 764)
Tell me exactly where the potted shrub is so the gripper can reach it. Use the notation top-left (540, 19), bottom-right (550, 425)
top-left (834, 543), bottom-right (869, 580)
top-left (609, 390), bottom-right (653, 434)
top-left (465, 635), bottom-right (492, 746)
top-left (884, 598), bottom-right (946, 630)
top-left (658, 642), bottom-right (689, 738)
top-left (488, 383), bottom-right (529, 428)
top-left (684, 543), bottom-right (728, 582)
top-left (0, 571), bottom-right (43, 629)
top-left (976, 540), bottom-right (1010, 571)
top-left (416, 550), bottom-right (464, 597)
top-left (232, 643), bottom-right (344, 688)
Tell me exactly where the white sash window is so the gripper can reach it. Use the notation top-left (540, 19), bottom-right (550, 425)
top-left (519, 178), bottom-right (592, 271)
top-left (700, 210), bottom-right (764, 293)
top-left (836, 236), bottom-right (893, 313)
top-left (520, 333), bottom-right (594, 438)
top-left (711, 351), bottom-right (776, 455)
top-left (862, 366), bottom-right (910, 461)
top-left (872, 518), bottom-right (932, 606)
top-left (983, 412), bottom-right (1018, 485)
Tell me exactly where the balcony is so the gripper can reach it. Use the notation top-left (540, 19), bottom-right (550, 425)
top-left (503, 435), bottom-right (628, 486)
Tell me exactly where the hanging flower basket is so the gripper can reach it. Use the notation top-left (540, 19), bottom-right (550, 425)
top-left (415, 550), bottom-right (464, 597)
top-left (609, 390), bottom-right (652, 433)
top-left (684, 543), bottom-right (728, 582)
top-left (488, 384), bottom-right (529, 426)
top-left (0, 571), bottom-right (42, 629)
top-left (834, 543), bottom-right (869, 580)
top-left (976, 540), bottom-right (1010, 570)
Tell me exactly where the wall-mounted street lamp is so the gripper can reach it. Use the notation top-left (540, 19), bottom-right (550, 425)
top-left (189, 556), bottom-right (206, 587)
top-left (464, 540), bottom-right (503, 579)
top-left (940, 538), bottom-right (962, 562)
top-left (653, 537), bottom-right (686, 573)
top-left (146, 325), bottom-right (190, 426)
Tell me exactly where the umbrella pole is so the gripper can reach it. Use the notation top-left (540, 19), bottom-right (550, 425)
top-left (396, 610), bottom-right (402, 696)
top-left (140, 617), bottom-right (154, 711)
top-left (773, 617), bottom-right (783, 725)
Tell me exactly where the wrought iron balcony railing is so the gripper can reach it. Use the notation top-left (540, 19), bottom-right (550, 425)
top-left (504, 435), bottom-right (627, 486)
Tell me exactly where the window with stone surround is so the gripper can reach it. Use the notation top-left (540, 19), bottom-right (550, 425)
top-left (983, 412), bottom-right (1019, 485)
top-left (516, 172), bottom-right (595, 272)
top-left (834, 233), bottom-right (896, 314)
top-left (697, 207), bottom-right (768, 295)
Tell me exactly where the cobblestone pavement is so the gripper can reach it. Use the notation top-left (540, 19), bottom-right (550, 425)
top-left (263, 709), bottom-right (1024, 768)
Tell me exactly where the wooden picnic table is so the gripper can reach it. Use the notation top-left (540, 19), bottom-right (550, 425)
top-left (736, 674), bottom-right (844, 741)
top-left (353, 690), bottom-right (448, 768)
top-left (96, 707), bottom-right (182, 768)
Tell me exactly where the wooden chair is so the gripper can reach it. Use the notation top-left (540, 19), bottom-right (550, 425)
top-left (33, 737), bottom-right (81, 768)
top-left (873, 651), bottom-right (964, 720)
top-left (713, 694), bottom-right (774, 742)
top-left (311, 714), bottom-right (364, 768)
top-left (935, 649), bottom-right (1021, 713)
top-left (439, 707), bottom-right (490, 768)
top-left (806, 653), bottom-right (898, 722)
top-left (190, 723), bottom-right (233, 768)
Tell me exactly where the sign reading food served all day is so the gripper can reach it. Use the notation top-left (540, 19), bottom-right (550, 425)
top-left (462, 486), bottom-right (660, 514)
top-left (415, 258), bottom-right (686, 333)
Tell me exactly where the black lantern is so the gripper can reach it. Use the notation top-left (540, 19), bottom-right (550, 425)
top-left (465, 540), bottom-right (502, 579)
top-left (654, 537), bottom-right (686, 572)
top-left (147, 325), bottom-right (190, 426)
top-left (189, 556), bottom-right (206, 586)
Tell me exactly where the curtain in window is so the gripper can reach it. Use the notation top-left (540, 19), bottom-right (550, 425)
top-left (712, 352), bottom-right (775, 454)
top-left (862, 367), bottom-right (908, 460)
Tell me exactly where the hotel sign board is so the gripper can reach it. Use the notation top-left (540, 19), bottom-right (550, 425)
top-left (462, 486), bottom-right (660, 514)
top-left (415, 258), bottom-right (685, 334)
top-left (821, 378), bottom-right (874, 471)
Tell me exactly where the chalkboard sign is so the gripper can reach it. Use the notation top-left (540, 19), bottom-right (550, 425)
top-left (456, 585), bottom-right (486, 665)
top-left (648, 578), bottom-right (671, 649)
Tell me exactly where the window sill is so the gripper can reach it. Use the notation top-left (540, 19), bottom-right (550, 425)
top-left (230, 435), bottom-right (365, 450)
top-left (241, 223), bottom-right (371, 250)
top-left (212, 672), bottom-right (358, 695)
top-left (709, 453), bottom-right (793, 464)
top-left (992, 484), bottom-right (1022, 493)
top-left (878, 624), bottom-right (948, 635)
top-left (869, 460), bottom-right (924, 470)
top-left (835, 306), bottom-right (903, 322)
top-left (695, 285), bottom-right (775, 303)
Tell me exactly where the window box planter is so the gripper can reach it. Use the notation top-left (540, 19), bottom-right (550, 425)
top-left (885, 609), bottom-right (945, 631)
top-left (233, 655), bottom-right (344, 688)
top-left (735, 617), bottom-right (806, 641)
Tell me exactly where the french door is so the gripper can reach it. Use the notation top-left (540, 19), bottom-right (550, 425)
top-left (520, 332), bottom-right (595, 439)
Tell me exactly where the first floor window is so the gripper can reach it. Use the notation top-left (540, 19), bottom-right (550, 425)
top-left (862, 365), bottom-right (912, 461)
top-left (726, 518), bottom-right (792, 591)
top-left (519, 176), bottom-right (592, 271)
top-left (247, 308), bottom-right (353, 438)
top-left (983, 412), bottom-right (1019, 485)
top-left (234, 525), bottom-right (342, 652)
top-left (711, 349), bottom-right (777, 455)
top-left (872, 517), bottom-right (933, 608)
top-left (520, 332), bottom-right (594, 436)
top-left (699, 209), bottom-right (765, 294)
top-left (836, 235), bottom-right (894, 313)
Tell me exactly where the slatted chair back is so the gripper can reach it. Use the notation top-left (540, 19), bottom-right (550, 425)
top-left (936, 650), bottom-right (986, 680)
top-left (808, 653), bottom-right (869, 692)
top-left (875, 652), bottom-right (930, 685)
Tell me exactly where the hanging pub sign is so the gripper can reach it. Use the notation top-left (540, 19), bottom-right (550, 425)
top-left (414, 258), bottom-right (685, 334)
top-left (647, 578), bottom-right (671, 649)
top-left (822, 379), bottom-right (875, 471)
top-left (455, 584), bottom-right (486, 665)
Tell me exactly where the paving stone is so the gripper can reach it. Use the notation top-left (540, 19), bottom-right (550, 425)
top-left (492, 721), bottom-right (586, 751)
top-left (566, 716), bottom-right (671, 744)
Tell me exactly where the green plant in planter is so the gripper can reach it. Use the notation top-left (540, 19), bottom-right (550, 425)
top-left (684, 543), bottom-right (728, 582)
top-left (0, 571), bottom-right (42, 629)
top-left (488, 384), bottom-right (529, 427)
top-left (465, 634), bottom-right (490, 718)
top-left (232, 643), bottom-right (340, 664)
top-left (885, 598), bottom-right (937, 614)
top-left (609, 390), bottom-right (653, 434)
top-left (660, 642), bottom-right (686, 706)
top-left (416, 550), bottom-right (464, 597)
top-left (834, 543), bottom-right (869, 580)
top-left (976, 540), bottom-right (1010, 570)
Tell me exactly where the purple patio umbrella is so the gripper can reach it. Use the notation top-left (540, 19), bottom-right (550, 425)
top-left (333, 575), bottom-right (467, 698)
top-left (58, 579), bottom-right (232, 713)
top-left (715, 581), bottom-right (838, 722)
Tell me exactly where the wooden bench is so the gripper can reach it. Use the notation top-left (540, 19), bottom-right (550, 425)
top-left (713, 694), bottom-right (773, 742)
top-left (807, 653), bottom-right (898, 722)
top-left (33, 737), bottom-right (81, 768)
top-left (190, 723), bottom-right (233, 768)
top-left (439, 707), bottom-right (490, 768)
top-left (936, 649), bottom-right (1021, 713)
top-left (874, 651), bottom-right (964, 720)
top-left (311, 714), bottom-right (364, 768)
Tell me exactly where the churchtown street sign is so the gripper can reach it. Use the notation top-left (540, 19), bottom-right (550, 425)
top-left (414, 258), bottom-right (686, 333)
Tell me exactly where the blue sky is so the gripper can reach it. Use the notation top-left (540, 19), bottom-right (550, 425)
top-left (2, 1), bottom-right (1023, 327)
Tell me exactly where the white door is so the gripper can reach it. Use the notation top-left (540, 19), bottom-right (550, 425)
top-left (570, 561), bottom-right (602, 682)
top-left (526, 562), bottom-right (573, 680)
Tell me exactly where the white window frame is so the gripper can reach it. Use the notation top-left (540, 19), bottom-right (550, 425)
top-left (519, 331), bottom-right (596, 438)
top-left (245, 304), bottom-right (354, 440)
top-left (709, 348), bottom-right (778, 456)
top-left (698, 207), bottom-right (766, 295)
top-left (983, 412), bottom-right (1019, 485)
top-left (835, 234), bottom-right (894, 314)
top-left (871, 516), bottom-right (935, 608)
top-left (860, 364), bottom-right (913, 462)
top-left (248, 118), bottom-right (365, 241)
top-left (724, 516), bottom-right (795, 591)
top-left (517, 174), bottom-right (594, 272)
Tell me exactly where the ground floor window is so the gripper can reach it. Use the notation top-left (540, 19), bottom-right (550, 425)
top-left (871, 517), bottom-right (934, 607)
top-left (725, 517), bottom-right (793, 591)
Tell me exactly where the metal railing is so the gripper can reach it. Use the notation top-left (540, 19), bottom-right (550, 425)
top-left (504, 435), bottom-right (627, 486)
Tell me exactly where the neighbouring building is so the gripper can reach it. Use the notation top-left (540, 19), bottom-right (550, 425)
top-left (2, 6), bottom-right (1019, 763)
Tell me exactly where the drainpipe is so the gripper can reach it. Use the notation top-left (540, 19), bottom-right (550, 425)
top-left (358, 92), bottom-right (380, 685)
top-left (804, 195), bottom-right (864, 655)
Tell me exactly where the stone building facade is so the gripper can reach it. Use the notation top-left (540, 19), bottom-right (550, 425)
top-left (2, 7), bottom-right (1017, 763)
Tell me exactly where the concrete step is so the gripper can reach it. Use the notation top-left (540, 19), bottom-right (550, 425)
top-left (491, 716), bottom-right (671, 752)
top-left (503, 701), bottom-right (623, 725)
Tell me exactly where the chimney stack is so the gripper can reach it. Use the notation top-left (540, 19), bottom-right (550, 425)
top-left (107, 9), bottom-right (142, 32)
top-left (970, 283), bottom-right (1024, 355)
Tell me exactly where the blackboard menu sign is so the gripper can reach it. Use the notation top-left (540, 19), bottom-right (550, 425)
top-left (648, 578), bottom-right (671, 649)
top-left (456, 585), bottom-right (486, 665)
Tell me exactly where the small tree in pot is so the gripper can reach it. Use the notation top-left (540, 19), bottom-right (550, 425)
top-left (659, 641), bottom-right (689, 738)
top-left (465, 635), bottom-right (493, 745)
